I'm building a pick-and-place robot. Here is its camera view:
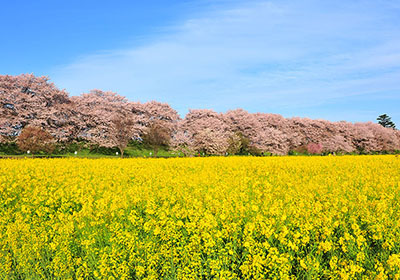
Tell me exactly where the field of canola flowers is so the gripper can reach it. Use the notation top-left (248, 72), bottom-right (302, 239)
top-left (1, 156), bottom-right (400, 279)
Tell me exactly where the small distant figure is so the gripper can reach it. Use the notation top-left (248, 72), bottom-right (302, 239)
top-left (116, 152), bottom-right (119, 156)
top-left (74, 151), bottom-right (78, 155)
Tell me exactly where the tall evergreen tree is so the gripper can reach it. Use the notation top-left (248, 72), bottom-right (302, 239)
top-left (377, 114), bottom-right (396, 129)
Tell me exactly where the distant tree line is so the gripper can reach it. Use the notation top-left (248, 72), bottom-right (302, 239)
top-left (1, 74), bottom-right (399, 156)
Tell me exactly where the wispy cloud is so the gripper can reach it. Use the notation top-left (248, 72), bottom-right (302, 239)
top-left (51, 0), bottom-right (400, 122)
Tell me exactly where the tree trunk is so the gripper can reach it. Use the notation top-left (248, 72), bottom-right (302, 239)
top-left (154, 146), bottom-right (158, 157)
top-left (119, 147), bottom-right (124, 158)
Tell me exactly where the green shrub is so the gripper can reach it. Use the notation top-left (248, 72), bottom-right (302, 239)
top-left (0, 142), bottom-right (22, 155)
top-left (89, 144), bottom-right (119, 155)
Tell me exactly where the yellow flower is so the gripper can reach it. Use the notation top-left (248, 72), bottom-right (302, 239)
top-left (300, 259), bottom-right (308, 270)
top-left (319, 241), bottom-right (332, 253)
top-left (1, 155), bottom-right (399, 279)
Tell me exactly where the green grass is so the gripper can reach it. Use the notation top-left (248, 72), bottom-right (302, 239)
top-left (2, 141), bottom-right (399, 159)
top-left (0, 145), bottom-right (179, 158)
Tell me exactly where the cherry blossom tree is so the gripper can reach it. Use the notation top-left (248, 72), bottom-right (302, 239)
top-left (142, 101), bottom-right (180, 124)
top-left (169, 124), bottom-right (195, 156)
top-left (171, 109), bottom-right (231, 155)
top-left (109, 113), bottom-right (136, 158)
top-left (224, 109), bottom-right (261, 154)
top-left (17, 126), bottom-right (55, 155)
top-left (251, 114), bottom-right (290, 155)
top-left (71, 92), bottom-right (179, 149)
top-left (224, 110), bottom-right (289, 155)
top-left (320, 135), bottom-right (354, 153)
top-left (365, 122), bottom-right (399, 152)
top-left (71, 90), bottom-right (134, 147)
top-left (0, 74), bottom-right (77, 141)
top-left (306, 142), bottom-right (323, 154)
top-left (142, 120), bottom-right (172, 157)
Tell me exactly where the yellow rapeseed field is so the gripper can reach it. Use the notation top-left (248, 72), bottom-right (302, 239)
top-left (1, 156), bottom-right (400, 279)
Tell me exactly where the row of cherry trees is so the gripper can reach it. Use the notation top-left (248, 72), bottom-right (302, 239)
top-left (174, 109), bottom-right (400, 155)
top-left (1, 74), bottom-right (400, 155)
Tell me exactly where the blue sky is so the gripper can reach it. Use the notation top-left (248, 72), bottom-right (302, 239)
top-left (1, 0), bottom-right (399, 124)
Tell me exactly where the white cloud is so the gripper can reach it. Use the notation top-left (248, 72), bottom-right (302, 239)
top-left (51, 0), bottom-right (400, 120)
